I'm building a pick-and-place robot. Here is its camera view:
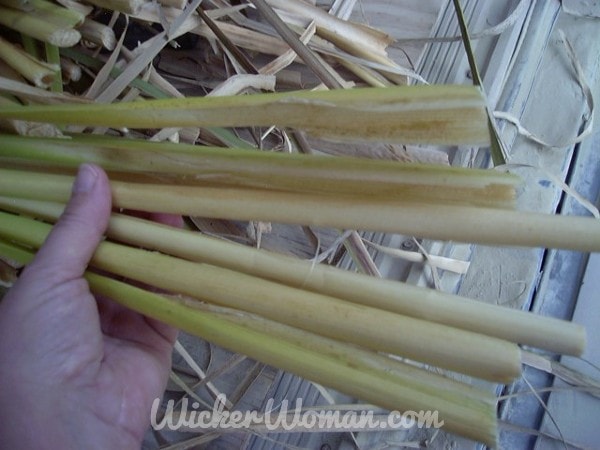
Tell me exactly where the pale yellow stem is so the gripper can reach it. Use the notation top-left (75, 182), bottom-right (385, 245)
top-left (0, 210), bottom-right (522, 382)
top-left (0, 197), bottom-right (586, 356)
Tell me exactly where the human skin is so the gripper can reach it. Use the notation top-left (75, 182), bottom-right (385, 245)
top-left (0, 164), bottom-right (178, 450)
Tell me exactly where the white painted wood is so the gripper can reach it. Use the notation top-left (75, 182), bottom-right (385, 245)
top-left (535, 254), bottom-right (600, 448)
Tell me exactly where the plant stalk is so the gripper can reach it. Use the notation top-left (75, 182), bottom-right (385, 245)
top-left (0, 197), bottom-right (586, 356)
top-left (0, 168), bottom-right (598, 252)
top-left (0, 85), bottom-right (491, 145)
top-left (0, 210), bottom-right (522, 382)
top-left (0, 36), bottom-right (57, 88)
top-left (0, 239), bottom-right (498, 446)
top-left (0, 6), bottom-right (81, 47)
top-left (0, 134), bottom-right (518, 208)
top-left (44, 42), bottom-right (62, 93)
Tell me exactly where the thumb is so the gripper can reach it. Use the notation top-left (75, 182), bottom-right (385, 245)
top-left (26, 164), bottom-right (112, 282)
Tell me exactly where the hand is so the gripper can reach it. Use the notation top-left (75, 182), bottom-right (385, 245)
top-left (0, 165), bottom-right (178, 450)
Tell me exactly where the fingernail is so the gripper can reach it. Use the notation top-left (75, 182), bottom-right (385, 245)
top-left (72, 164), bottom-right (98, 194)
